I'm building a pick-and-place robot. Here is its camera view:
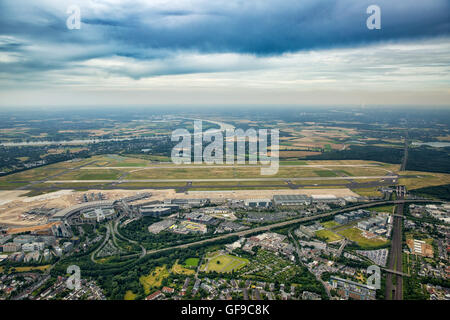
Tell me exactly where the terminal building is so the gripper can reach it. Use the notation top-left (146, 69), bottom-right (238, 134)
top-left (49, 200), bottom-right (116, 222)
top-left (164, 198), bottom-right (209, 207)
top-left (273, 194), bottom-right (311, 206)
top-left (81, 207), bottom-right (116, 222)
top-left (139, 204), bottom-right (179, 217)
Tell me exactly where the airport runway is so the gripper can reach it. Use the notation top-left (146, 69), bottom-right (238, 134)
top-left (79, 164), bottom-right (383, 169)
top-left (44, 175), bottom-right (398, 183)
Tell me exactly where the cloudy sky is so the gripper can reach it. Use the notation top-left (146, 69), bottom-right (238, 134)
top-left (0, 0), bottom-right (449, 107)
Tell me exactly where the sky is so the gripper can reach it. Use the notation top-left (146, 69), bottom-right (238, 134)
top-left (0, 0), bottom-right (449, 107)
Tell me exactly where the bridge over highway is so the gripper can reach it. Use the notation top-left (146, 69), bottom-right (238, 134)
top-left (383, 268), bottom-right (410, 277)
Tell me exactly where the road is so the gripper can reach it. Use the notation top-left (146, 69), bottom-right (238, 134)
top-left (91, 225), bottom-right (110, 263)
top-left (288, 230), bottom-right (331, 299)
top-left (113, 219), bottom-right (146, 258)
top-left (400, 132), bottom-right (409, 171)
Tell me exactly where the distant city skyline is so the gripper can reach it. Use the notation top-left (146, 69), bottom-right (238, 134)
top-left (0, 0), bottom-right (449, 107)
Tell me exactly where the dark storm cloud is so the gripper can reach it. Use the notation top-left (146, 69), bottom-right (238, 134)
top-left (0, 0), bottom-right (448, 79)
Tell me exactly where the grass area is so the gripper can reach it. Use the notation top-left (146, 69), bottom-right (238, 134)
top-left (124, 290), bottom-right (137, 300)
top-left (184, 257), bottom-right (200, 268)
top-left (171, 261), bottom-right (195, 275)
top-left (314, 170), bottom-right (337, 177)
top-left (405, 232), bottom-right (434, 245)
top-left (315, 229), bottom-right (343, 242)
top-left (398, 171), bottom-right (450, 190)
top-left (204, 252), bottom-right (249, 273)
top-left (337, 227), bottom-right (389, 249)
top-left (321, 220), bottom-right (340, 228)
top-left (139, 265), bottom-right (170, 294)
top-left (371, 205), bottom-right (394, 213)
top-left (126, 154), bottom-right (171, 162)
top-left (53, 169), bottom-right (122, 180)
top-left (352, 187), bottom-right (383, 197)
top-left (333, 169), bottom-right (352, 176)
top-left (11, 265), bottom-right (52, 272)
top-left (279, 160), bottom-right (307, 165)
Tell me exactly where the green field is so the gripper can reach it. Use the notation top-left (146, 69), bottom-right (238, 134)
top-left (320, 221), bottom-right (340, 228)
top-left (338, 227), bottom-right (389, 248)
top-left (204, 252), bottom-right (249, 273)
top-left (315, 229), bottom-right (343, 242)
top-left (371, 205), bottom-right (395, 213)
top-left (314, 170), bottom-right (338, 177)
top-left (184, 257), bottom-right (200, 268)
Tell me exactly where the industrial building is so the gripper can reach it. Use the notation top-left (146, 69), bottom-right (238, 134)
top-left (244, 199), bottom-right (272, 208)
top-left (183, 212), bottom-right (219, 225)
top-left (273, 194), bottom-right (311, 206)
top-left (334, 214), bottom-right (349, 224)
top-left (2, 242), bottom-right (21, 253)
top-left (334, 209), bottom-right (371, 224)
top-left (311, 194), bottom-right (343, 204)
top-left (357, 216), bottom-right (386, 231)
